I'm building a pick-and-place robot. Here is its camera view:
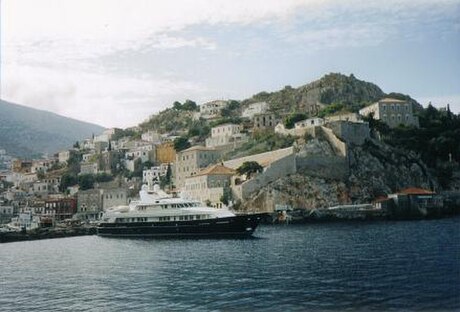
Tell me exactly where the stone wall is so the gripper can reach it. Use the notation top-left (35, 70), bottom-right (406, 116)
top-left (319, 126), bottom-right (347, 156)
top-left (326, 121), bottom-right (370, 146)
top-left (232, 152), bottom-right (296, 200)
top-left (224, 146), bottom-right (294, 169)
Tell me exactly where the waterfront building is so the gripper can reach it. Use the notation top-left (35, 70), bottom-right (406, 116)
top-left (76, 187), bottom-right (127, 220)
top-left (44, 198), bottom-right (77, 221)
top-left (183, 164), bottom-right (235, 208)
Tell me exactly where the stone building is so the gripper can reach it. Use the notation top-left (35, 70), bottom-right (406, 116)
top-left (359, 98), bottom-right (419, 128)
top-left (199, 100), bottom-right (228, 119)
top-left (44, 198), bottom-right (77, 221)
top-left (252, 112), bottom-right (279, 131)
top-left (175, 146), bottom-right (221, 189)
top-left (183, 164), bottom-right (235, 208)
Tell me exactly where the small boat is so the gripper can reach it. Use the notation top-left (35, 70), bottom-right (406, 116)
top-left (97, 184), bottom-right (265, 238)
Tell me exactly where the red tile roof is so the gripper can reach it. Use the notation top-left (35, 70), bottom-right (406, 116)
top-left (398, 187), bottom-right (435, 195)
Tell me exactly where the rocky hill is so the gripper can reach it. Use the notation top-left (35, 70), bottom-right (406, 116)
top-left (243, 73), bottom-right (387, 114)
top-left (0, 100), bottom-right (105, 158)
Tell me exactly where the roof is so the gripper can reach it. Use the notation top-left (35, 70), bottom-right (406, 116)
top-left (379, 98), bottom-right (407, 103)
top-left (190, 164), bottom-right (236, 177)
top-left (398, 187), bottom-right (435, 195)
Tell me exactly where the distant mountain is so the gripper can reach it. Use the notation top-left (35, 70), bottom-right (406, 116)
top-left (0, 100), bottom-right (105, 158)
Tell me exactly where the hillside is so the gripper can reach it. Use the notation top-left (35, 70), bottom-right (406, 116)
top-left (0, 100), bottom-right (105, 158)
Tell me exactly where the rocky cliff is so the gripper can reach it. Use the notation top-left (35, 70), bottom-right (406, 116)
top-left (240, 138), bottom-right (437, 212)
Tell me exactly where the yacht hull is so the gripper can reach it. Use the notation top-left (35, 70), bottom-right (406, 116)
top-left (97, 213), bottom-right (266, 238)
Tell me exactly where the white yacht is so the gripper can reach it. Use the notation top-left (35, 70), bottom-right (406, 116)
top-left (97, 184), bottom-right (265, 238)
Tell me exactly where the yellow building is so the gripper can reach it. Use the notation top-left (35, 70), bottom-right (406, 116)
top-left (156, 142), bottom-right (176, 164)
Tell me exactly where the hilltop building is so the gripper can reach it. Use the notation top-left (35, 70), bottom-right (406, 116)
top-left (199, 100), bottom-right (228, 119)
top-left (359, 98), bottom-right (419, 128)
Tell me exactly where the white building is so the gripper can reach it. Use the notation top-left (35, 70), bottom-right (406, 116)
top-left (242, 102), bottom-right (269, 119)
top-left (205, 123), bottom-right (248, 148)
top-left (142, 164), bottom-right (170, 183)
top-left (58, 150), bottom-right (71, 163)
top-left (141, 130), bottom-right (161, 143)
top-left (295, 117), bottom-right (324, 129)
top-left (125, 144), bottom-right (155, 163)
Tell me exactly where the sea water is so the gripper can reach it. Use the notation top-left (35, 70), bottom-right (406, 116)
top-left (1, 217), bottom-right (459, 311)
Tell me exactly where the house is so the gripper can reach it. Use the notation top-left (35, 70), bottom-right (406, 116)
top-left (76, 187), bottom-right (127, 220)
top-left (252, 112), bottom-right (279, 131)
top-left (31, 159), bottom-right (57, 174)
top-left (199, 100), bottom-right (228, 119)
top-left (80, 162), bottom-right (99, 175)
top-left (156, 142), bottom-right (176, 164)
top-left (183, 164), bottom-right (235, 208)
top-left (141, 130), bottom-right (161, 143)
top-left (175, 146), bottom-right (221, 189)
top-left (12, 160), bottom-right (32, 173)
top-left (143, 164), bottom-right (170, 183)
top-left (205, 123), bottom-right (248, 148)
top-left (242, 102), bottom-right (269, 119)
top-left (44, 198), bottom-right (77, 221)
top-left (295, 117), bottom-right (324, 129)
top-left (376, 187), bottom-right (444, 218)
top-left (359, 98), bottom-right (419, 128)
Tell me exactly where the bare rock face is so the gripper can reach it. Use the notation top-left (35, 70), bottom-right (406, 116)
top-left (240, 138), bottom-right (436, 212)
top-left (347, 140), bottom-right (436, 202)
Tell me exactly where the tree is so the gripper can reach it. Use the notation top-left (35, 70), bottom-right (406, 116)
top-left (78, 174), bottom-right (95, 190)
top-left (284, 113), bottom-right (308, 129)
top-left (174, 137), bottom-right (191, 152)
top-left (160, 164), bottom-right (172, 189)
top-left (173, 101), bottom-right (182, 110)
top-left (220, 186), bottom-right (233, 206)
top-left (37, 169), bottom-right (45, 180)
top-left (236, 161), bottom-right (263, 179)
top-left (59, 173), bottom-right (78, 192)
top-left (182, 99), bottom-right (198, 111)
top-left (73, 141), bottom-right (80, 149)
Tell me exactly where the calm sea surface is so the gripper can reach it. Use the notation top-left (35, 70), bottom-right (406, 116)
top-left (1, 217), bottom-right (459, 311)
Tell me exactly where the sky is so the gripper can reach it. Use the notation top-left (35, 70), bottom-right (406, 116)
top-left (1, 0), bottom-right (460, 128)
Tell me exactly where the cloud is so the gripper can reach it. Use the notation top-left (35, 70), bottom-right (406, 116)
top-left (2, 0), bottom-right (459, 127)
